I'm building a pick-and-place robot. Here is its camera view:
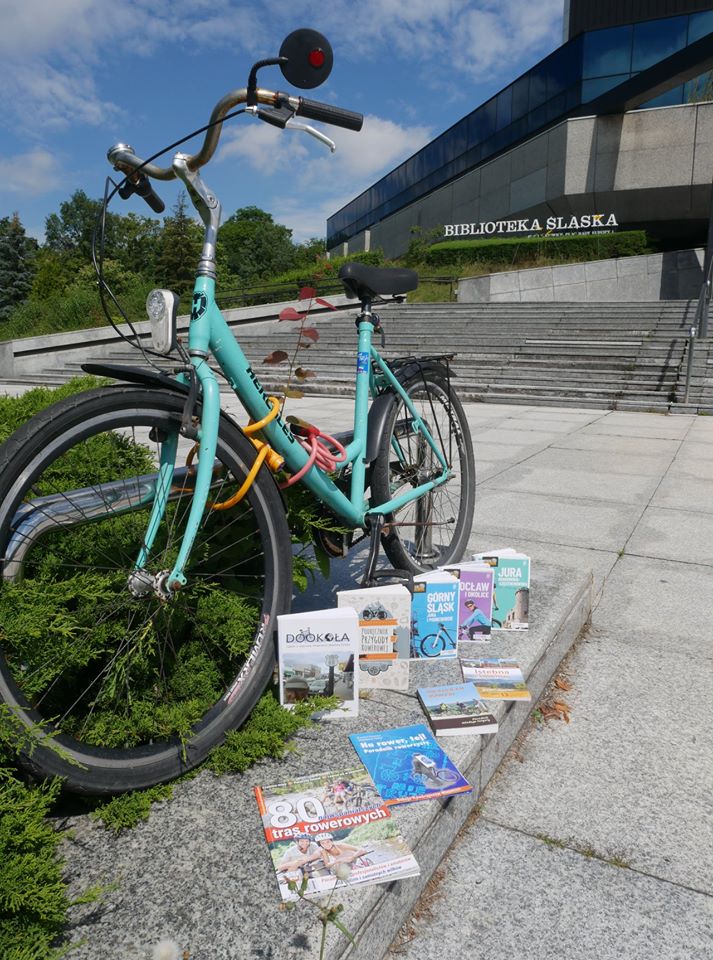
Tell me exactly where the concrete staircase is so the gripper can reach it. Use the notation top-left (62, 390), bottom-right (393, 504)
top-left (7, 299), bottom-right (711, 412)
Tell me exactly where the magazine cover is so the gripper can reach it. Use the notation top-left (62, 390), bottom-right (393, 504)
top-left (460, 658), bottom-right (532, 701)
top-left (417, 682), bottom-right (498, 736)
top-left (277, 607), bottom-right (359, 718)
top-left (472, 549), bottom-right (530, 631)
top-left (337, 584), bottom-right (411, 690)
top-left (442, 563), bottom-right (494, 643)
top-left (349, 724), bottom-right (471, 804)
top-left (410, 571), bottom-right (459, 660)
top-left (254, 766), bottom-right (420, 901)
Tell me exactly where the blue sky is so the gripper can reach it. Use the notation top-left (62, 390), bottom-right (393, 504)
top-left (0, 1), bottom-right (564, 245)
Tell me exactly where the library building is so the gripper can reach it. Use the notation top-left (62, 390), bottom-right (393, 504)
top-left (327, 1), bottom-right (713, 259)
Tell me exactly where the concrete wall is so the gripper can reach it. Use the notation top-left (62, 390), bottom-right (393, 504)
top-left (0, 294), bottom-right (354, 380)
top-left (457, 248), bottom-right (705, 302)
top-left (338, 101), bottom-right (713, 259)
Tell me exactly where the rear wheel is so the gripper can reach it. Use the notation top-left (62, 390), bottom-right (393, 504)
top-left (0, 386), bottom-right (291, 794)
top-left (371, 371), bottom-right (475, 573)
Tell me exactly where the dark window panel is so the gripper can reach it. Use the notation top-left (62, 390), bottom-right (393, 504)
top-left (632, 16), bottom-right (687, 72)
top-left (496, 86), bottom-right (513, 130)
top-left (583, 25), bottom-right (632, 78)
top-left (641, 84), bottom-right (685, 107)
top-left (581, 72), bottom-right (631, 102)
top-left (688, 10), bottom-right (713, 43)
top-left (511, 74), bottom-right (530, 120)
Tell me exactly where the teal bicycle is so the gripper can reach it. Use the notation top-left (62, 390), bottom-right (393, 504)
top-left (0, 31), bottom-right (474, 794)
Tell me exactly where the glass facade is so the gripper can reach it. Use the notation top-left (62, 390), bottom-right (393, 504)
top-left (327, 11), bottom-right (713, 249)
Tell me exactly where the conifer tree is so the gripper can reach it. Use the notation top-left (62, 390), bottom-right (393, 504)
top-left (0, 213), bottom-right (36, 321)
top-left (154, 192), bottom-right (202, 301)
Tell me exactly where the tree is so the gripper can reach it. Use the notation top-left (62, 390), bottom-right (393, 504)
top-left (293, 236), bottom-right (327, 270)
top-left (153, 193), bottom-right (202, 300)
top-left (218, 206), bottom-right (296, 287)
top-left (44, 189), bottom-right (121, 263)
top-left (0, 213), bottom-right (37, 320)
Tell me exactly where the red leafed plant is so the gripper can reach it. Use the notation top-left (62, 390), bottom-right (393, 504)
top-left (264, 285), bottom-right (336, 401)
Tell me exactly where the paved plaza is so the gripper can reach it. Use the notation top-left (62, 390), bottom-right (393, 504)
top-left (2, 383), bottom-right (712, 959)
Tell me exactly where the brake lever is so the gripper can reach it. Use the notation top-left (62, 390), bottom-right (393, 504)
top-left (284, 119), bottom-right (336, 153)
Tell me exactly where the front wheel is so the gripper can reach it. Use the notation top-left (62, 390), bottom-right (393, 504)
top-left (418, 633), bottom-right (445, 658)
top-left (0, 386), bottom-right (292, 794)
top-left (371, 370), bottom-right (475, 573)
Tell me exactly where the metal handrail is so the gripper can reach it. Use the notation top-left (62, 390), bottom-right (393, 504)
top-left (683, 256), bottom-right (712, 402)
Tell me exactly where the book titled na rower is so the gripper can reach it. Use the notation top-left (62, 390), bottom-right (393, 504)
top-left (417, 681), bottom-right (498, 736)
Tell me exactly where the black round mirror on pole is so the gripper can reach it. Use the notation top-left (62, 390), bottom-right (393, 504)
top-left (279, 29), bottom-right (333, 89)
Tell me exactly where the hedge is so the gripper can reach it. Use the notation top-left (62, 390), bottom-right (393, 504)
top-left (424, 230), bottom-right (650, 268)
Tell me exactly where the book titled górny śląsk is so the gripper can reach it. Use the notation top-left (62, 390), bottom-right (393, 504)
top-left (410, 570), bottom-right (459, 660)
top-left (472, 548), bottom-right (530, 631)
top-left (349, 724), bottom-right (471, 804)
top-left (337, 584), bottom-right (410, 690)
top-left (277, 607), bottom-right (359, 718)
top-left (441, 562), bottom-right (494, 644)
top-left (254, 766), bottom-right (420, 902)
top-left (417, 681), bottom-right (498, 736)
top-left (460, 658), bottom-right (532, 701)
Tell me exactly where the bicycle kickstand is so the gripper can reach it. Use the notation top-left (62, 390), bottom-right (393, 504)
top-left (360, 515), bottom-right (414, 592)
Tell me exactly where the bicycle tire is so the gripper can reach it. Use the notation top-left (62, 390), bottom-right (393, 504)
top-left (418, 632), bottom-right (445, 658)
top-left (371, 371), bottom-right (475, 573)
top-left (0, 386), bottom-right (292, 794)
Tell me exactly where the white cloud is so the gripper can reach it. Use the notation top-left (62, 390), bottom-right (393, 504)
top-left (0, 148), bottom-right (62, 195)
top-left (218, 122), bottom-right (310, 175)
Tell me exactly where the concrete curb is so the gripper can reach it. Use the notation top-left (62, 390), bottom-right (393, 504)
top-left (335, 570), bottom-right (593, 960)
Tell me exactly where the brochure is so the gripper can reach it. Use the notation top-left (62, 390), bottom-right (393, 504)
top-left (442, 562), bottom-right (494, 642)
top-left (277, 607), bottom-right (359, 718)
top-left (460, 658), bottom-right (532, 701)
top-left (417, 682), bottom-right (498, 736)
top-left (337, 584), bottom-right (411, 690)
top-left (254, 766), bottom-right (420, 901)
top-left (410, 570), bottom-right (459, 660)
top-left (472, 549), bottom-right (530, 630)
top-left (349, 723), bottom-right (471, 804)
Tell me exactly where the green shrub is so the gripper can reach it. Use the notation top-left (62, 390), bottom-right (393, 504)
top-left (425, 230), bottom-right (650, 269)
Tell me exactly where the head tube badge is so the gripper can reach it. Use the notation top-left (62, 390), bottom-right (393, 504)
top-left (356, 351), bottom-right (369, 374)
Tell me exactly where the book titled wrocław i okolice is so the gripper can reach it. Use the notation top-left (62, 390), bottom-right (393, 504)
top-left (254, 767), bottom-right (420, 901)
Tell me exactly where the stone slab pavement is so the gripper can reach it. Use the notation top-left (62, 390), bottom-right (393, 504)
top-left (2, 381), bottom-right (711, 959)
top-left (386, 406), bottom-right (713, 960)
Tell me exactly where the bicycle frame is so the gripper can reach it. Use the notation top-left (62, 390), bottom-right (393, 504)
top-left (152, 273), bottom-right (453, 590)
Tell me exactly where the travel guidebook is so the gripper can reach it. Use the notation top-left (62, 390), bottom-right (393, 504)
top-left (277, 607), bottom-right (359, 718)
top-left (254, 766), bottom-right (420, 902)
top-left (472, 548), bottom-right (530, 631)
top-left (337, 584), bottom-right (411, 690)
top-left (442, 562), bottom-right (494, 642)
top-left (460, 658), bottom-right (532, 701)
top-left (349, 724), bottom-right (471, 804)
top-left (417, 682), bottom-right (498, 737)
top-left (410, 570), bottom-right (459, 660)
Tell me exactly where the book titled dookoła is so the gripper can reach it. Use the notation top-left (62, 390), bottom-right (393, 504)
top-left (277, 607), bottom-right (359, 718)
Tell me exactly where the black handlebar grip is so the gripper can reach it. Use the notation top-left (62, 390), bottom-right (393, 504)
top-left (296, 98), bottom-right (363, 131)
top-left (118, 173), bottom-right (165, 214)
top-left (133, 175), bottom-right (165, 214)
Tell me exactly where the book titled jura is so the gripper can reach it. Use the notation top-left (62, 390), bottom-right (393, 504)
top-left (460, 658), bottom-right (532, 701)
top-left (410, 570), bottom-right (459, 660)
top-left (254, 766), bottom-right (419, 902)
top-left (349, 724), bottom-right (471, 804)
top-left (417, 682), bottom-right (498, 736)
top-left (442, 562), bottom-right (494, 642)
top-left (277, 607), bottom-right (359, 718)
top-left (472, 548), bottom-right (530, 631)
top-left (337, 584), bottom-right (410, 690)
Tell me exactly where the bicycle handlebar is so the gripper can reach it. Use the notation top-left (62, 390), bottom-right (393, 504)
top-left (294, 97), bottom-right (363, 131)
top-left (108, 86), bottom-right (363, 183)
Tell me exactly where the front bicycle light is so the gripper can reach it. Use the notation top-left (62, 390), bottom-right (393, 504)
top-left (146, 288), bottom-right (179, 354)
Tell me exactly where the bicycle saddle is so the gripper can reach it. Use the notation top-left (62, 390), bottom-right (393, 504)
top-left (339, 262), bottom-right (418, 300)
